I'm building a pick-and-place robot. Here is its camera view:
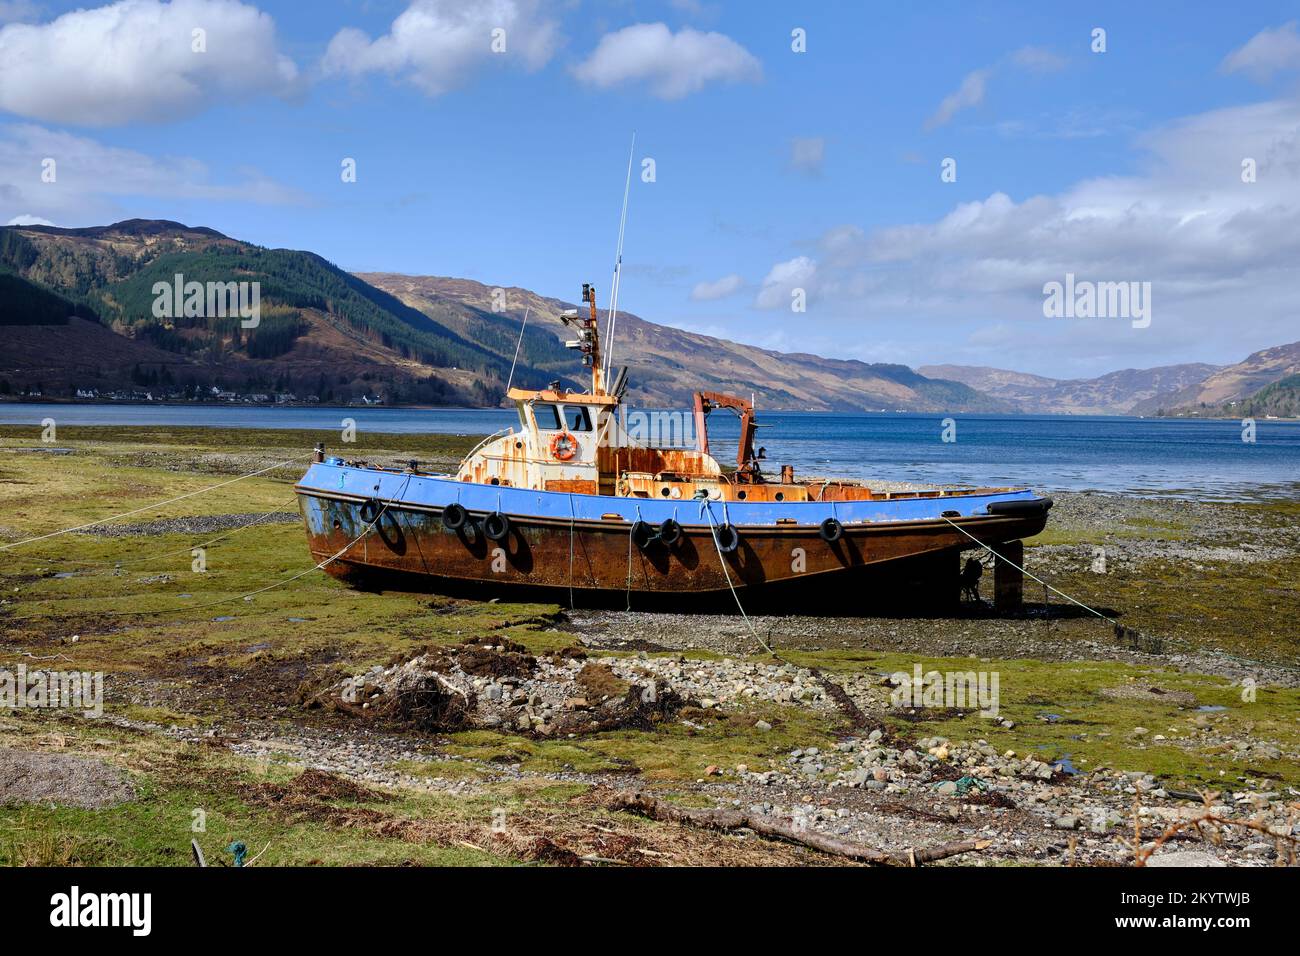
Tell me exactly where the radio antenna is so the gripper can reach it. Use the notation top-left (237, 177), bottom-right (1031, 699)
top-left (505, 305), bottom-right (530, 394)
top-left (603, 132), bottom-right (635, 381)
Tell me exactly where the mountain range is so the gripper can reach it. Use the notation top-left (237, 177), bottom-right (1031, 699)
top-left (918, 362), bottom-right (1223, 416)
top-left (356, 272), bottom-right (1008, 411)
top-left (0, 219), bottom-right (1004, 412)
top-left (0, 219), bottom-right (1295, 418)
top-left (923, 342), bottom-right (1300, 418)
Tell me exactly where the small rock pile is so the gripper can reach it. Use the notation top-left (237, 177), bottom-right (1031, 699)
top-left (313, 640), bottom-right (686, 736)
top-left (735, 732), bottom-right (1066, 793)
top-left (607, 654), bottom-right (831, 711)
top-left (312, 644), bottom-right (839, 736)
top-left (730, 732), bottom-right (1299, 858)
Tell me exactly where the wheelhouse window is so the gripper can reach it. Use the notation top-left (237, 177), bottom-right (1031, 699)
top-left (563, 405), bottom-right (593, 432)
top-left (532, 403), bottom-right (561, 430)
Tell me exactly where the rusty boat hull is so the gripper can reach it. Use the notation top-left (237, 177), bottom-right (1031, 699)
top-left (295, 462), bottom-right (1050, 610)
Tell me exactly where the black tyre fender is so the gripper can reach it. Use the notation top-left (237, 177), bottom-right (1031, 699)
top-left (630, 520), bottom-right (655, 550)
top-left (441, 502), bottom-right (469, 531)
top-left (715, 523), bottom-right (740, 554)
top-left (819, 517), bottom-right (844, 543)
top-left (358, 498), bottom-right (381, 524)
top-left (482, 511), bottom-right (511, 541)
top-left (658, 518), bottom-right (683, 547)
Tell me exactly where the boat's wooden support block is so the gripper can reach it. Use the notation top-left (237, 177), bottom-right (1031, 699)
top-left (924, 547), bottom-right (961, 610)
top-left (945, 547), bottom-right (962, 610)
top-left (993, 540), bottom-right (1024, 611)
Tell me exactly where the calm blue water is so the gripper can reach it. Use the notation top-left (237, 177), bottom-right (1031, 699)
top-left (3, 403), bottom-right (1297, 501)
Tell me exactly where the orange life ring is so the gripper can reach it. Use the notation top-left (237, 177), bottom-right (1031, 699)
top-left (549, 432), bottom-right (578, 461)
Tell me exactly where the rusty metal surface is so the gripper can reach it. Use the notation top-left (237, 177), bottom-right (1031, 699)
top-left (544, 479), bottom-right (598, 494)
top-left (693, 390), bottom-right (762, 480)
top-left (298, 489), bottom-right (1047, 600)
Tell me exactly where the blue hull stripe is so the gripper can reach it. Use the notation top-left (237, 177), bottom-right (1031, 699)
top-left (296, 464), bottom-right (1042, 527)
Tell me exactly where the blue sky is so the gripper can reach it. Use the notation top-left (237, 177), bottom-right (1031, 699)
top-left (2, 0), bottom-right (1299, 378)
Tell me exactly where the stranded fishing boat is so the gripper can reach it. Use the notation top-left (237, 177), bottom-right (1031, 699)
top-left (294, 283), bottom-right (1052, 610)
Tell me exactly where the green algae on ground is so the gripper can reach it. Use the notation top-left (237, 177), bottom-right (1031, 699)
top-left (442, 701), bottom-right (844, 781)
top-left (1036, 554), bottom-right (1300, 663)
top-left (3, 426), bottom-right (1298, 864)
top-left (778, 647), bottom-right (1300, 791)
top-left (0, 427), bottom-right (579, 734)
top-left (0, 715), bottom-right (514, 867)
top-left (1029, 516), bottom-right (1193, 548)
top-left (0, 423), bottom-right (477, 458)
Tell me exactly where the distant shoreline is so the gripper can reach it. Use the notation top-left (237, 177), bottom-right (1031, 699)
top-left (0, 397), bottom-right (484, 413)
top-left (3, 408), bottom-right (1298, 501)
top-left (0, 396), bottom-right (1297, 422)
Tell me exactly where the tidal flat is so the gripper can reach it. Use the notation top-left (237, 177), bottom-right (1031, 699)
top-left (2, 425), bottom-right (1297, 867)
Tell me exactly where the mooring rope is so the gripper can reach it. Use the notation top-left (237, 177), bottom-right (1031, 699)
top-left (939, 515), bottom-right (1300, 674)
top-left (15, 497), bottom-right (299, 571)
top-left (567, 496), bottom-right (576, 610)
top-left (625, 522), bottom-right (634, 612)
top-left (0, 455), bottom-right (308, 553)
top-left (11, 476), bottom-right (411, 621)
top-left (623, 504), bottom-right (646, 612)
top-left (939, 515), bottom-right (1113, 623)
top-left (700, 502), bottom-right (776, 657)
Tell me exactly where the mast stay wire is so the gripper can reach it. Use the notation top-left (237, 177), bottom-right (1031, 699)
top-left (603, 132), bottom-right (636, 383)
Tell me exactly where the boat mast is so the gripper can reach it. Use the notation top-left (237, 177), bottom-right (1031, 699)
top-left (603, 133), bottom-right (635, 383)
top-left (581, 284), bottom-right (604, 394)
top-left (560, 285), bottom-right (604, 392)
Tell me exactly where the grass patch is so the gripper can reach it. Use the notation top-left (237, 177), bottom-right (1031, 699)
top-left (0, 427), bottom-right (578, 723)
top-left (780, 647), bottom-right (1300, 791)
top-left (1029, 518), bottom-right (1192, 547)
top-left (0, 424), bottom-right (477, 458)
top-left (444, 702), bottom-right (843, 781)
top-left (0, 718), bottom-right (518, 867)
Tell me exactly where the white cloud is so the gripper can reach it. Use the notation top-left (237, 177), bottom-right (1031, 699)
top-left (1221, 21), bottom-right (1300, 82)
top-left (0, 0), bottom-right (299, 126)
top-left (323, 0), bottom-right (559, 97)
top-left (788, 136), bottom-right (825, 176)
top-left (926, 47), bottom-right (1066, 130)
top-left (990, 106), bottom-right (1142, 141)
top-left (925, 68), bottom-right (990, 129)
top-left (6, 213), bottom-right (54, 225)
top-left (690, 273), bottom-right (743, 301)
top-left (875, 99), bottom-right (1300, 279)
top-left (1010, 46), bottom-right (1066, 73)
top-left (755, 256), bottom-right (816, 310)
top-left (572, 22), bottom-right (761, 99)
top-left (0, 123), bottom-right (307, 223)
top-left (817, 223), bottom-right (867, 267)
top-left (769, 94), bottom-right (1300, 371)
